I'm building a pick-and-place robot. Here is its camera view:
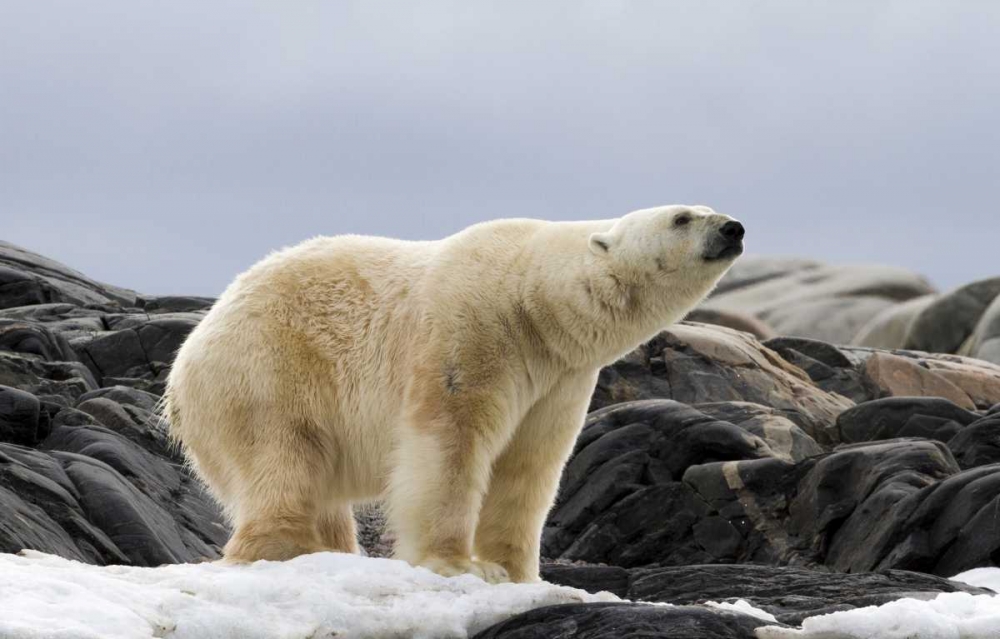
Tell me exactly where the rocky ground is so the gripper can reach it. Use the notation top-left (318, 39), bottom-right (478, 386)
top-left (2, 240), bottom-right (1000, 637)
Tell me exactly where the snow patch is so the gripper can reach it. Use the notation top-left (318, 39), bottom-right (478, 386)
top-left (756, 567), bottom-right (1000, 639)
top-left (0, 551), bottom-right (619, 639)
top-left (706, 599), bottom-right (779, 623)
top-left (953, 567), bottom-right (1000, 595)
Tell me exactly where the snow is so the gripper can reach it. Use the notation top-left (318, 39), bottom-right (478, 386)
top-left (0, 551), bottom-right (620, 639)
top-left (706, 599), bottom-right (779, 623)
top-left (755, 568), bottom-right (1000, 639)
top-left (8, 549), bottom-right (1000, 639)
top-left (954, 568), bottom-right (1000, 595)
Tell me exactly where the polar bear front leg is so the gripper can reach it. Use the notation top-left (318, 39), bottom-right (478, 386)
top-left (388, 387), bottom-right (514, 584)
top-left (473, 371), bottom-right (597, 582)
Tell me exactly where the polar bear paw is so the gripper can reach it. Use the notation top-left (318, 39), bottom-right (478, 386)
top-left (420, 556), bottom-right (510, 584)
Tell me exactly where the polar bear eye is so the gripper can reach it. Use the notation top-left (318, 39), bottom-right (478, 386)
top-left (674, 214), bottom-right (692, 227)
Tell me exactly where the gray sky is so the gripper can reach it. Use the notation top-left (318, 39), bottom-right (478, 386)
top-left (2, 2), bottom-right (998, 296)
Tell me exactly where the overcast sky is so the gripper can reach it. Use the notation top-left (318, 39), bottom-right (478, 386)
top-left (2, 2), bottom-right (998, 296)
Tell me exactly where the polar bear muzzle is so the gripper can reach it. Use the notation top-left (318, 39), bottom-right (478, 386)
top-left (703, 220), bottom-right (745, 262)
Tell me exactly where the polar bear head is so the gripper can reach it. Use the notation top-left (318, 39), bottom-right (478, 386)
top-left (587, 204), bottom-right (744, 285)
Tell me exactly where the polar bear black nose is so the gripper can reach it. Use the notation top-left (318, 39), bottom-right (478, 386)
top-left (720, 221), bottom-right (745, 240)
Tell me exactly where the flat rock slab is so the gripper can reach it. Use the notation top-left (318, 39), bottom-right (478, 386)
top-left (540, 563), bottom-right (990, 626)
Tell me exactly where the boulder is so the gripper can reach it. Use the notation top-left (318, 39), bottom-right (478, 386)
top-left (544, 400), bottom-right (776, 567)
top-left (966, 293), bottom-right (1000, 365)
top-left (763, 295), bottom-right (897, 345)
top-left (711, 257), bottom-right (822, 296)
top-left (0, 385), bottom-right (43, 445)
top-left (861, 352), bottom-right (976, 409)
top-left (851, 294), bottom-right (937, 349)
top-left (905, 277), bottom-right (1000, 354)
top-left (835, 396), bottom-right (979, 444)
top-left (947, 414), bottom-right (1000, 469)
top-left (0, 319), bottom-right (77, 362)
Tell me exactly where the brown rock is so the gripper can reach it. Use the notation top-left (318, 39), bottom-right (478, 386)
top-left (863, 352), bottom-right (975, 409)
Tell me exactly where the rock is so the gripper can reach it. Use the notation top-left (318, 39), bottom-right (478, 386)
top-left (947, 414), bottom-right (1000, 469)
top-left (835, 397), bottom-right (980, 444)
top-left (75, 318), bottom-right (197, 384)
top-left (796, 440), bottom-right (958, 574)
top-left (137, 318), bottom-right (198, 366)
top-left (0, 352), bottom-right (97, 404)
top-left (681, 440), bottom-right (964, 573)
top-left (711, 257), bottom-right (822, 296)
top-left (694, 402), bottom-right (824, 462)
top-left (474, 602), bottom-right (769, 639)
top-left (703, 263), bottom-right (934, 341)
top-left (544, 400), bottom-right (781, 567)
top-left (763, 337), bottom-right (876, 404)
top-left (0, 240), bottom-right (136, 309)
top-left (876, 463), bottom-right (1000, 575)
top-left (0, 444), bottom-right (131, 563)
top-left (862, 352), bottom-right (975, 409)
top-left (0, 385), bottom-right (43, 445)
top-left (33, 413), bottom-right (227, 565)
top-left (905, 277), bottom-right (1000, 354)
top-left (966, 294), bottom-right (1000, 365)
top-left (683, 308), bottom-right (775, 340)
top-left (913, 352), bottom-right (1000, 408)
top-left (851, 294), bottom-right (937, 349)
top-left (0, 319), bottom-right (77, 361)
top-left (593, 325), bottom-right (854, 446)
top-left (763, 295), bottom-right (897, 346)
top-left (541, 563), bottom-right (988, 626)
top-left (139, 296), bottom-right (215, 313)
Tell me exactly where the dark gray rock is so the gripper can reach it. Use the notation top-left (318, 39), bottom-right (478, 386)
top-left (137, 318), bottom-right (198, 366)
top-left (947, 414), bottom-right (1000, 469)
top-left (139, 296), bottom-right (215, 313)
top-left (876, 463), bottom-right (1000, 575)
top-left (552, 432), bottom-right (987, 576)
top-left (694, 402), bottom-right (824, 462)
top-left (544, 400), bottom-right (773, 566)
top-left (79, 329), bottom-right (149, 380)
top-left (0, 444), bottom-right (131, 563)
top-left (75, 319), bottom-right (197, 384)
top-left (474, 602), bottom-right (768, 639)
top-left (540, 563), bottom-right (989, 627)
top-left (0, 385), bottom-right (43, 445)
top-left (0, 241), bottom-right (136, 309)
top-left (0, 319), bottom-right (77, 362)
top-left (836, 397), bottom-right (980, 444)
top-left (0, 352), bottom-right (96, 405)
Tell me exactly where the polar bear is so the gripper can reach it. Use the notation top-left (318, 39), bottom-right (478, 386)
top-left (164, 204), bottom-right (744, 583)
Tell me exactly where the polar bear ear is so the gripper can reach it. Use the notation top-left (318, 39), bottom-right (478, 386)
top-left (589, 232), bottom-right (613, 256)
